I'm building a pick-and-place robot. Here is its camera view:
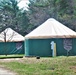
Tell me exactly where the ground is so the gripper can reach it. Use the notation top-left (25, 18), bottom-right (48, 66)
top-left (0, 68), bottom-right (16, 75)
top-left (0, 58), bottom-right (18, 75)
top-left (0, 56), bottom-right (76, 75)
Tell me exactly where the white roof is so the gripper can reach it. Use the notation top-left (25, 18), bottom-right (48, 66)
top-left (25, 18), bottom-right (76, 39)
top-left (0, 28), bottom-right (24, 42)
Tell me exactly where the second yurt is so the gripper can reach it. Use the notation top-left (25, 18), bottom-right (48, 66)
top-left (0, 28), bottom-right (24, 55)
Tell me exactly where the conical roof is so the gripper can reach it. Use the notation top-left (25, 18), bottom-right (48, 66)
top-left (25, 18), bottom-right (76, 39)
top-left (0, 28), bottom-right (24, 42)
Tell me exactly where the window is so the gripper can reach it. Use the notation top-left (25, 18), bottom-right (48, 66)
top-left (16, 42), bottom-right (22, 50)
top-left (63, 38), bottom-right (72, 51)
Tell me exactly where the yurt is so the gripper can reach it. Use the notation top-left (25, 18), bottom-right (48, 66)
top-left (25, 18), bottom-right (76, 57)
top-left (0, 28), bottom-right (24, 55)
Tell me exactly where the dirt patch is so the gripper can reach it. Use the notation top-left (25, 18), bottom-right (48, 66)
top-left (0, 68), bottom-right (16, 75)
top-left (70, 66), bottom-right (76, 73)
top-left (70, 66), bottom-right (76, 69)
top-left (0, 58), bottom-right (23, 75)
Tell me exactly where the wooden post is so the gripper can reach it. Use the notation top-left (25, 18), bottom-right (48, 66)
top-left (54, 43), bottom-right (56, 57)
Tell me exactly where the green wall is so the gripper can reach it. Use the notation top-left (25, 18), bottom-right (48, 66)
top-left (25, 38), bottom-right (76, 57)
top-left (0, 41), bottom-right (24, 55)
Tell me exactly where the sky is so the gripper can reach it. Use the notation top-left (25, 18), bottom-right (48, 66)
top-left (17, 0), bottom-right (29, 10)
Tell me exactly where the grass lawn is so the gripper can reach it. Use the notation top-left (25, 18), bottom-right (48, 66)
top-left (0, 56), bottom-right (76, 75)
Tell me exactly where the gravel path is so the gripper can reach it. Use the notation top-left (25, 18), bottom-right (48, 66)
top-left (0, 68), bottom-right (16, 75)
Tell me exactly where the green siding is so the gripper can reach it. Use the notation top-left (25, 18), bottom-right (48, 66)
top-left (0, 42), bottom-right (24, 55)
top-left (56, 38), bottom-right (67, 56)
top-left (25, 38), bottom-right (76, 57)
top-left (72, 39), bottom-right (76, 55)
top-left (25, 39), bottom-right (53, 57)
top-left (56, 38), bottom-right (76, 56)
top-left (25, 39), bottom-right (29, 56)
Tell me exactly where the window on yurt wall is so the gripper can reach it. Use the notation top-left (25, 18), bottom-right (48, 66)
top-left (63, 38), bottom-right (72, 51)
top-left (16, 42), bottom-right (23, 50)
top-left (63, 38), bottom-right (72, 56)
